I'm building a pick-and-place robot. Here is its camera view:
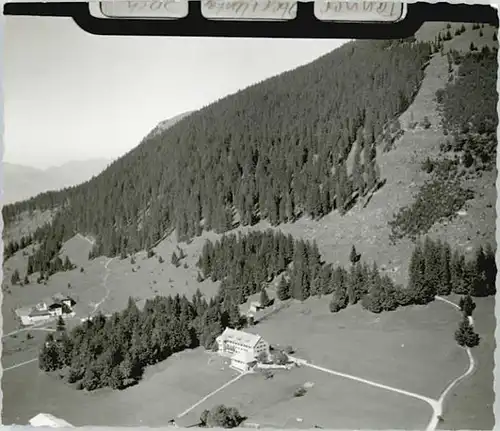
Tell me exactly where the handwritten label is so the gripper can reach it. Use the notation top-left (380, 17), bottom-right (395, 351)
top-left (201, 0), bottom-right (297, 20)
top-left (315, 1), bottom-right (405, 22)
top-left (100, 0), bottom-right (189, 18)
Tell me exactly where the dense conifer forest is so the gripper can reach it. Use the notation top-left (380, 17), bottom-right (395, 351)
top-left (3, 38), bottom-right (432, 274)
top-left (39, 291), bottom-right (244, 391)
top-left (39, 229), bottom-right (495, 391)
top-left (26, 28), bottom-right (498, 393)
top-left (196, 231), bottom-right (496, 314)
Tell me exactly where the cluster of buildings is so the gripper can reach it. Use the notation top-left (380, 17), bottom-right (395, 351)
top-left (15, 293), bottom-right (76, 326)
top-left (215, 327), bottom-right (270, 372)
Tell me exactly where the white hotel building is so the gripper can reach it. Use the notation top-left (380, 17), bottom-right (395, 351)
top-left (216, 328), bottom-right (270, 372)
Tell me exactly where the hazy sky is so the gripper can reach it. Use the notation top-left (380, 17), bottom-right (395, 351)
top-left (4, 16), bottom-right (346, 169)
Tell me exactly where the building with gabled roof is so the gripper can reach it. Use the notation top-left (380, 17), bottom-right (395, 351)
top-left (15, 293), bottom-right (76, 326)
top-left (216, 328), bottom-right (269, 371)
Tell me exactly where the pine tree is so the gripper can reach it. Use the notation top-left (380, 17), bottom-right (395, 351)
top-left (364, 141), bottom-right (379, 191)
top-left (451, 250), bottom-right (469, 294)
top-left (64, 256), bottom-right (73, 271)
top-left (11, 269), bottom-right (20, 285)
top-left (454, 317), bottom-right (480, 348)
top-left (352, 143), bottom-right (365, 195)
top-left (423, 237), bottom-right (439, 298)
top-left (291, 241), bottom-right (310, 301)
top-left (349, 245), bottom-right (359, 265)
top-left (437, 241), bottom-right (452, 295)
top-left (277, 277), bottom-right (291, 301)
top-left (39, 336), bottom-right (61, 372)
top-left (329, 285), bottom-right (348, 313)
top-left (483, 243), bottom-right (497, 296)
top-left (56, 316), bottom-right (66, 332)
top-left (408, 242), bottom-right (434, 304)
top-left (259, 287), bottom-right (270, 307)
top-left (460, 294), bottom-right (476, 317)
top-left (470, 245), bottom-right (491, 297)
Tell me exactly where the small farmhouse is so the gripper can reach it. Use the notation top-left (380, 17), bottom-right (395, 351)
top-left (16, 293), bottom-right (76, 326)
top-left (216, 328), bottom-right (269, 372)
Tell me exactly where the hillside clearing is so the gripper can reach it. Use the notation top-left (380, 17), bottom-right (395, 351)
top-left (183, 365), bottom-right (431, 430)
top-left (1, 348), bottom-right (236, 426)
top-left (245, 297), bottom-right (468, 400)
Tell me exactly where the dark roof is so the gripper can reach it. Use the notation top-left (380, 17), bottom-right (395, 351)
top-left (29, 309), bottom-right (51, 317)
top-left (48, 303), bottom-right (63, 309)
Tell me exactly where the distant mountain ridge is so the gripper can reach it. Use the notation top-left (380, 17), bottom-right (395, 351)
top-left (2, 39), bottom-right (434, 255)
top-left (3, 158), bottom-right (111, 204)
top-left (2, 112), bottom-right (192, 206)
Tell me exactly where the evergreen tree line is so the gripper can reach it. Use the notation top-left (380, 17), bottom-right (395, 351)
top-left (4, 38), bottom-right (432, 276)
top-left (408, 237), bottom-right (496, 302)
top-left (3, 222), bottom-right (75, 283)
top-left (4, 233), bottom-right (34, 260)
top-left (197, 230), bottom-right (331, 305)
top-left (38, 233), bottom-right (495, 390)
top-left (197, 231), bottom-right (496, 316)
top-left (39, 291), bottom-right (244, 391)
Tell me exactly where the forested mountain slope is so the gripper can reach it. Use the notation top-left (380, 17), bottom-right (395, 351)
top-left (3, 38), bottom-right (433, 270)
top-left (2, 23), bottom-right (497, 408)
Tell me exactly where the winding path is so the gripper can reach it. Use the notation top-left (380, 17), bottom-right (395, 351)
top-left (89, 257), bottom-right (114, 317)
top-left (290, 295), bottom-right (476, 431)
top-left (296, 359), bottom-right (439, 413)
top-left (429, 296), bottom-right (477, 430)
